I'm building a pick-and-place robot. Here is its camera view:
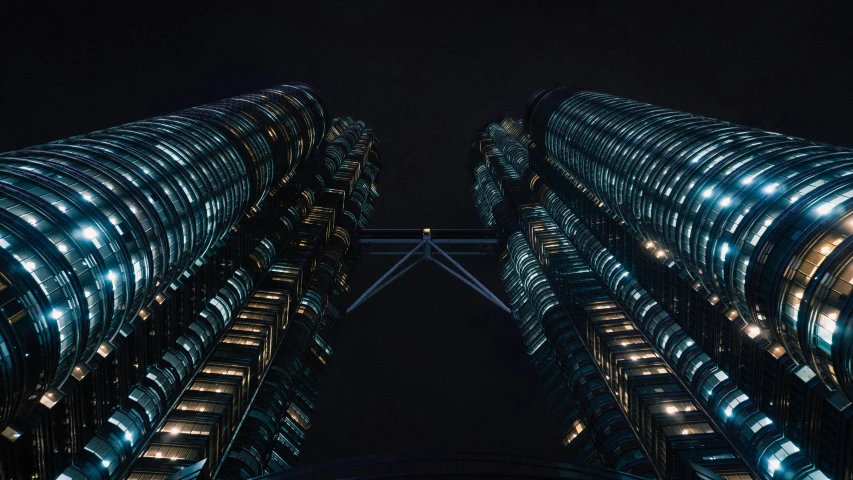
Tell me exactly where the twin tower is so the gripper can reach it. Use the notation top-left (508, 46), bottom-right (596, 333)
top-left (0, 84), bottom-right (850, 480)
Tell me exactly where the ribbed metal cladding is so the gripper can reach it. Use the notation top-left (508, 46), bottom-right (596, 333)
top-left (470, 121), bottom-right (654, 476)
top-left (218, 150), bottom-right (378, 479)
top-left (526, 87), bottom-right (853, 399)
top-left (0, 84), bottom-right (326, 429)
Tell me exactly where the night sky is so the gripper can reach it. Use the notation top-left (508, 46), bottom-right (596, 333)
top-left (2, 2), bottom-right (851, 466)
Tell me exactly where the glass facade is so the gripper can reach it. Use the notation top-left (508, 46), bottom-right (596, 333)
top-left (473, 90), bottom-right (853, 478)
top-left (0, 86), bottom-right (381, 480)
top-left (527, 87), bottom-right (853, 402)
top-left (3, 80), bottom-right (850, 480)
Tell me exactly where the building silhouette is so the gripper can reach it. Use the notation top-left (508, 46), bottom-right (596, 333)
top-left (471, 86), bottom-right (853, 479)
top-left (0, 83), bottom-right (851, 480)
top-left (0, 84), bottom-right (380, 479)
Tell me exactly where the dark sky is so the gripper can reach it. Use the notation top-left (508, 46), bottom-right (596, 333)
top-left (2, 1), bottom-right (851, 466)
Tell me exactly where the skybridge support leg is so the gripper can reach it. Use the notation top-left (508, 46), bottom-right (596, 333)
top-left (346, 229), bottom-right (510, 314)
top-left (347, 241), bottom-right (426, 313)
top-left (427, 256), bottom-right (511, 313)
top-left (427, 240), bottom-right (509, 311)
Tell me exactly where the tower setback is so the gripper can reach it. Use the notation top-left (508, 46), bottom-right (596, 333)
top-left (471, 87), bottom-right (853, 479)
top-left (1, 82), bottom-right (852, 480)
top-left (0, 85), bottom-right (381, 479)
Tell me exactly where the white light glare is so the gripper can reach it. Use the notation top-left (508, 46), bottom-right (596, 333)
top-left (106, 270), bottom-right (118, 285)
top-left (702, 188), bottom-right (714, 198)
top-left (50, 309), bottom-right (61, 320)
top-left (101, 460), bottom-right (110, 468)
top-left (816, 203), bottom-right (834, 215)
top-left (124, 431), bottom-right (132, 441)
top-left (762, 183), bottom-right (779, 194)
top-left (83, 227), bottom-right (99, 239)
top-left (767, 458), bottom-right (781, 473)
top-left (724, 407), bottom-right (733, 417)
top-left (719, 197), bottom-right (731, 207)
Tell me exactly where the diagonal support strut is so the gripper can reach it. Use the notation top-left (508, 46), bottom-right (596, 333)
top-left (346, 229), bottom-right (510, 314)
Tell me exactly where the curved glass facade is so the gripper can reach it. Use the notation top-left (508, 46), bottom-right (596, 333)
top-left (0, 85), bottom-right (326, 429)
top-left (527, 86), bottom-right (853, 399)
top-left (7, 79), bottom-right (849, 480)
top-left (471, 110), bottom-right (852, 478)
top-left (536, 180), bottom-right (820, 480)
top-left (218, 130), bottom-right (380, 479)
top-left (504, 231), bottom-right (653, 475)
top-left (473, 121), bottom-right (654, 476)
top-left (103, 117), bottom-right (379, 480)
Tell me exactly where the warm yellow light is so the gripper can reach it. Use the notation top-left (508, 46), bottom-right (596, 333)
top-left (746, 325), bottom-right (761, 338)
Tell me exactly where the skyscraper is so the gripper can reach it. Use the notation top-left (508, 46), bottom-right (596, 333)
top-left (0, 84), bottom-right (380, 479)
top-left (471, 87), bottom-right (853, 479)
top-left (1, 81), bottom-right (851, 480)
